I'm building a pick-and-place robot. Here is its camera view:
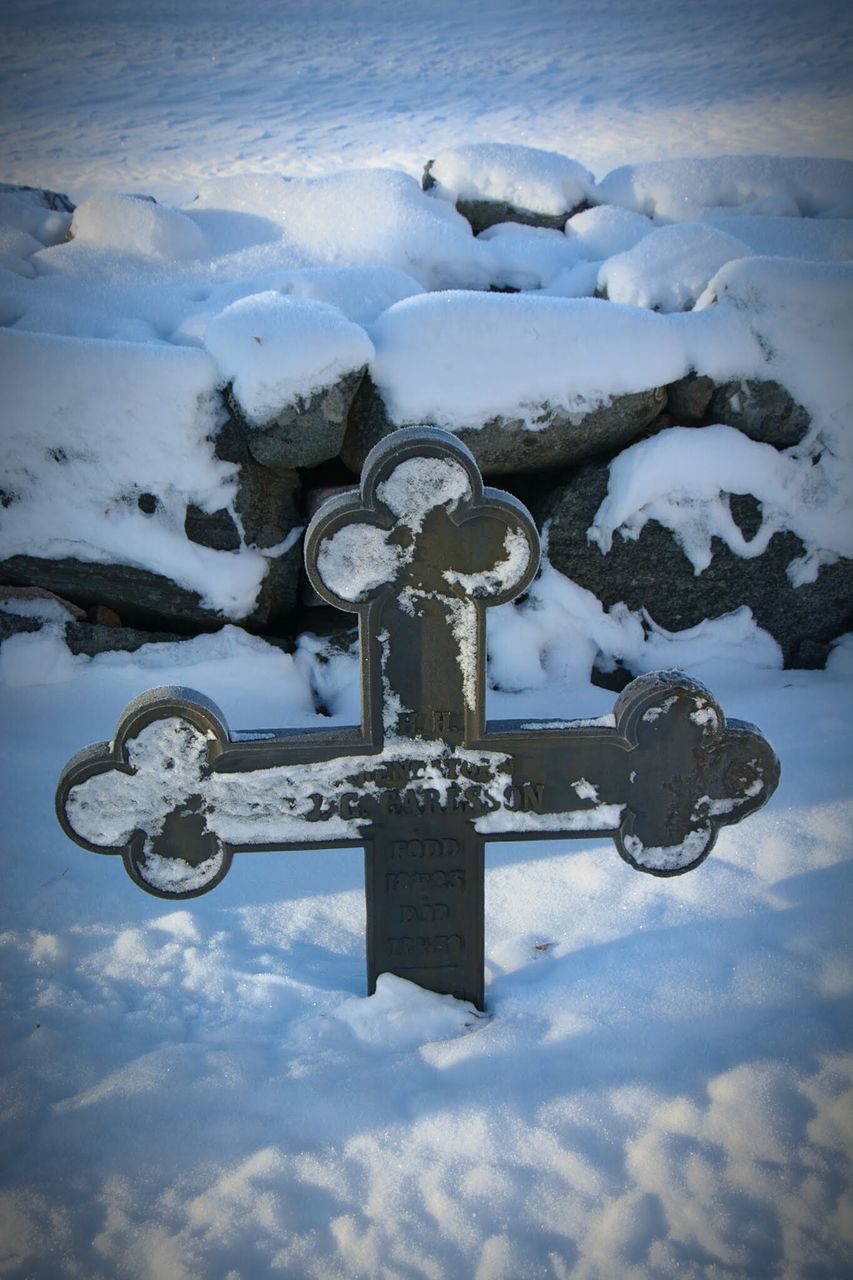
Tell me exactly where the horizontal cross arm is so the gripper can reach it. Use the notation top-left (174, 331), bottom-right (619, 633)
top-left (477, 671), bottom-right (780, 875)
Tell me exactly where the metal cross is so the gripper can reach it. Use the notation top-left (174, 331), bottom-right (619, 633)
top-left (56, 427), bottom-right (780, 1009)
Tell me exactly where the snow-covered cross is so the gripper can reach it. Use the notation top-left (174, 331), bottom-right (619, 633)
top-left (56, 427), bottom-right (779, 1010)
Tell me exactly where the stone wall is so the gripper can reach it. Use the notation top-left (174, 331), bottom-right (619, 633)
top-left (1, 158), bottom-right (851, 670)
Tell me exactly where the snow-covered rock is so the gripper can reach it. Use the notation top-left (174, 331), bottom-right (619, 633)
top-left (689, 257), bottom-right (853, 582)
top-left (536, 446), bottom-right (853, 666)
top-left (343, 290), bottom-right (686, 472)
top-left (588, 424), bottom-right (850, 571)
top-left (70, 193), bottom-right (208, 261)
top-left (476, 221), bottom-right (582, 291)
top-left (0, 328), bottom-right (274, 626)
top-left (564, 204), bottom-right (657, 259)
top-left (203, 292), bottom-right (373, 468)
top-left (345, 374), bottom-right (667, 478)
top-left (596, 154), bottom-right (853, 221)
top-left (424, 142), bottom-right (595, 232)
top-left (539, 255), bottom-right (853, 664)
top-left (194, 168), bottom-right (492, 290)
top-left (701, 214), bottom-right (853, 263)
top-left (598, 223), bottom-right (753, 311)
top-left (661, 373), bottom-right (810, 449)
top-left (2, 155), bottom-right (850, 662)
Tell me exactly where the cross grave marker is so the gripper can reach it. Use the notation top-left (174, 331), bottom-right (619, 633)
top-left (56, 427), bottom-right (780, 1010)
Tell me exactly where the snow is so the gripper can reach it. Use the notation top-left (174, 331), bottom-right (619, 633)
top-left (66, 716), bottom-right (215, 848)
top-left (370, 292), bottom-right (689, 429)
top-left (0, 188), bottom-right (71, 247)
top-left (622, 826), bottom-right (711, 874)
top-left (598, 223), bottom-right (753, 312)
top-left (565, 204), bottom-right (657, 260)
top-left (4, 1), bottom-right (852, 203)
top-left (475, 803), bottom-right (624, 836)
top-left (444, 527), bottom-right (532, 597)
top-left (427, 142), bottom-right (595, 216)
top-left (137, 847), bottom-right (227, 894)
top-left (0, 327), bottom-right (272, 618)
top-left (0, 224), bottom-right (44, 263)
top-left (376, 455), bottom-right (472, 531)
top-left (202, 291), bottom-right (373, 425)
top-left (476, 221), bottom-right (582, 292)
top-left (701, 214), bottom-right (853, 263)
top-left (317, 522), bottom-right (405, 603)
top-left (2, 621), bottom-right (852, 1278)
top-left (633, 607), bottom-right (784, 677)
top-left (0, 591), bottom-right (78, 624)
top-left (316, 457), bottom-right (474, 603)
top-left (596, 155), bottom-right (853, 222)
top-left (222, 264), bottom-right (424, 328)
top-left (0, 625), bottom-right (83, 686)
top-left (193, 168), bottom-right (489, 291)
top-left (488, 558), bottom-right (646, 697)
top-left (70, 192), bottom-right (208, 261)
top-left (333, 973), bottom-right (488, 1050)
top-left (588, 423), bottom-right (853, 576)
top-left (2, 0), bottom-right (853, 1275)
top-left (828, 633), bottom-right (853, 676)
top-left (692, 258), bottom-right (853, 467)
top-left (445, 595), bottom-right (479, 710)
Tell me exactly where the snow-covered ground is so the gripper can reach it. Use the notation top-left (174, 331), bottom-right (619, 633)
top-left (3, 628), bottom-right (852, 1279)
top-left (2, 0), bottom-right (852, 204)
top-left (2, 2), bottom-right (853, 1278)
